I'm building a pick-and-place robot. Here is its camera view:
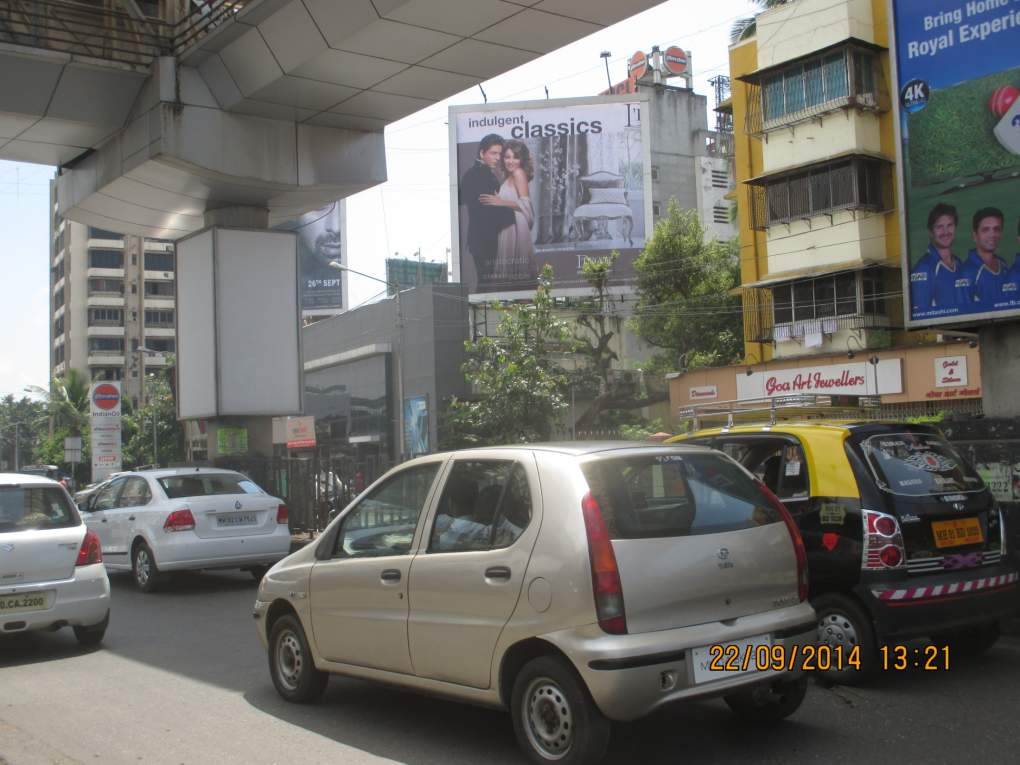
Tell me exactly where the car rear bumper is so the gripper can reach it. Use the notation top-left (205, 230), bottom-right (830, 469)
top-left (863, 564), bottom-right (1020, 639)
top-left (0, 563), bottom-right (110, 635)
top-left (541, 602), bottom-right (817, 722)
top-left (153, 528), bottom-right (291, 572)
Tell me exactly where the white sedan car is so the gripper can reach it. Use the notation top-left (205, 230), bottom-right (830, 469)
top-left (81, 468), bottom-right (291, 592)
top-left (0, 473), bottom-right (110, 646)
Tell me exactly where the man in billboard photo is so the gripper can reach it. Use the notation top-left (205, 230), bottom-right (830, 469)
top-left (459, 134), bottom-right (516, 282)
top-left (964, 207), bottom-right (1018, 311)
top-left (909, 203), bottom-right (971, 317)
top-left (479, 139), bottom-right (537, 283)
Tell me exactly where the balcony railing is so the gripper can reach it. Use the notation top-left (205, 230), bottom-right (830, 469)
top-left (0, 0), bottom-right (249, 69)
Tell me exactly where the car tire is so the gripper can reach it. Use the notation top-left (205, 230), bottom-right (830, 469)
top-left (510, 655), bottom-right (611, 765)
top-left (724, 674), bottom-right (808, 722)
top-left (933, 620), bottom-right (1000, 657)
top-left (132, 541), bottom-right (162, 593)
top-left (73, 612), bottom-right (109, 648)
top-left (268, 614), bottom-right (328, 703)
top-left (249, 566), bottom-right (270, 582)
top-left (813, 593), bottom-right (879, 685)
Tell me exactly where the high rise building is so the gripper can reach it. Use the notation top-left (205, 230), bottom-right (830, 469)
top-left (50, 184), bottom-right (175, 408)
top-left (667, 0), bottom-right (982, 419)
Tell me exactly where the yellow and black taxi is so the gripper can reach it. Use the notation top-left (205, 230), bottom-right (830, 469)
top-left (669, 398), bottom-right (1018, 682)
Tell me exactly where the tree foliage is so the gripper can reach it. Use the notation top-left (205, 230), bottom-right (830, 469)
top-left (731, 0), bottom-right (791, 44)
top-left (631, 199), bottom-right (744, 375)
top-left (442, 266), bottom-right (573, 447)
top-left (0, 394), bottom-right (48, 470)
top-left (124, 369), bottom-right (184, 467)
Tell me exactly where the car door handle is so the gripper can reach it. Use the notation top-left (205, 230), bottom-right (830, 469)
top-left (485, 566), bottom-right (512, 581)
top-left (100, 518), bottom-right (108, 523)
top-left (380, 569), bottom-right (402, 583)
top-left (128, 515), bottom-right (136, 521)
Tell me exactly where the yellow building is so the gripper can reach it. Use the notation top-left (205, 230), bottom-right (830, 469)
top-left (668, 0), bottom-right (982, 421)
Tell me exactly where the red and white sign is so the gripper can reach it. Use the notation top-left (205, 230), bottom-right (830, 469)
top-left (689, 385), bottom-right (718, 401)
top-left (89, 381), bottom-right (122, 482)
top-left (628, 50), bottom-right (648, 79)
top-left (934, 355), bottom-right (968, 388)
top-left (736, 360), bottom-right (903, 399)
top-left (285, 416), bottom-right (317, 450)
top-left (663, 46), bottom-right (688, 75)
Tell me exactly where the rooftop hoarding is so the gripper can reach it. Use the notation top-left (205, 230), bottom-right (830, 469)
top-left (892, 0), bottom-right (1020, 327)
top-left (450, 95), bottom-right (652, 299)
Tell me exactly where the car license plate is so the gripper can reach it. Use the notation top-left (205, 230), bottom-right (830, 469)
top-left (932, 517), bottom-right (984, 549)
top-left (690, 633), bottom-right (772, 685)
top-left (216, 512), bottom-right (257, 528)
top-left (0, 591), bottom-right (53, 614)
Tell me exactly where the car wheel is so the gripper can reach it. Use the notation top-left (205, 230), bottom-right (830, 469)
top-left (268, 614), bottom-right (328, 703)
top-left (510, 655), bottom-right (611, 765)
top-left (73, 612), bottom-right (109, 648)
top-left (933, 620), bottom-right (1000, 657)
top-left (132, 542), bottom-right (162, 593)
top-left (813, 593), bottom-right (879, 685)
top-left (724, 675), bottom-right (808, 722)
top-left (249, 566), bottom-right (270, 582)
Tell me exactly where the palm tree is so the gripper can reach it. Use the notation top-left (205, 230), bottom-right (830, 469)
top-left (731, 0), bottom-right (791, 44)
top-left (26, 368), bottom-right (91, 435)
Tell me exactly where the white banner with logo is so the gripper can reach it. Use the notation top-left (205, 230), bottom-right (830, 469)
top-left (89, 381), bottom-right (122, 482)
top-left (934, 355), bottom-right (968, 388)
top-left (736, 360), bottom-right (903, 399)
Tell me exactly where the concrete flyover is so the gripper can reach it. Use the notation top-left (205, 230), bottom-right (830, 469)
top-left (0, 0), bottom-right (666, 237)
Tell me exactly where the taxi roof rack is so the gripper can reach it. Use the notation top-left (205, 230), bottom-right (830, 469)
top-left (679, 393), bottom-right (882, 430)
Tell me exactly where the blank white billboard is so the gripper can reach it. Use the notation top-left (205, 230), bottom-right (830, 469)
top-left (177, 230), bottom-right (217, 419)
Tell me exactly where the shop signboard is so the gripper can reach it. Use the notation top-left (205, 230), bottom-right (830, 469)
top-left (892, 0), bottom-right (1020, 327)
top-left (89, 382), bottom-right (122, 482)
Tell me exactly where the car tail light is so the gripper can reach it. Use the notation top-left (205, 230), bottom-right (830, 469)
top-left (580, 492), bottom-right (627, 635)
top-left (276, 504), bottom-right (289, 524)
top-left (164, 508), bottom-right (195, 532)
top-left (758, 482), bottom-right (809, 602)
top-left (862, 509), bottom-right (905, 570)
top-left (76, 530), bottom-right (103, 566)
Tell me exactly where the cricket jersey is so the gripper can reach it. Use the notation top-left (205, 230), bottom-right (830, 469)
top-left (910, 246), bottom-right (970, 315)
top-left (964, 250), bottom-right (1019, 311)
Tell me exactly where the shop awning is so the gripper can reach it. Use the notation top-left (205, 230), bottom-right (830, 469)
top-left (739, 259), bottom-right (900, 289)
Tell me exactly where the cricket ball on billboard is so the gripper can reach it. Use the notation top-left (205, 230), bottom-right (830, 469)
top-left (92, 383), bottom-right (120, 411)
top-left (989, 85), bottom-right (1020, 119)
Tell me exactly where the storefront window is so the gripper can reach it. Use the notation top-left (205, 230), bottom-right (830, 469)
top-left (305, 355), bottom-right (391, 456)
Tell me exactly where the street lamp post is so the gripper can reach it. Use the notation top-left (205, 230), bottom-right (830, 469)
top-left (329, 261), bottom-right (406, 461)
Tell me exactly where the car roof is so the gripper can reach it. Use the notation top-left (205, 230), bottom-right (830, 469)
top-left (669, 419), bottom-right (940, 441)
top-left (0, 472), bottom-right (62, 487)
top-left (120, 467), bottom-right (245, 480)
top-left (411, 441), bottom-right (716, 460)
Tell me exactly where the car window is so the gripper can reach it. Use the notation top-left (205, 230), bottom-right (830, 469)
top-left (333, 463), bottom-right (440, 559)
top-left (429, 461), bottom-right (532, 553)
top-left (860, 432), bottom-right (984, 496)
top-left (582, 452), bottom-right (782, 539)
top-left (93, 479), bottom-right (124, 512)
top-left (158, 473), bottom-right (263, 498)
top-left (119, 477), bottom-right (152, 507)
top-left (0, 486), bottom-right (79, 532)
top-left (714, 439), bottom-right (810, 502)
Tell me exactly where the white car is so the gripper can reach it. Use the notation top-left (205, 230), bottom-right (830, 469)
top-left (0, 473), bottom-right (110, 646)
top-left (81, 467), bottom-right (291, 592)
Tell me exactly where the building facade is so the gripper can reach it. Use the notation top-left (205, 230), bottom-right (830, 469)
top-left (668, 0), bottom-right (982, 422)
top-left (50, 187), bottom-right (175, 407)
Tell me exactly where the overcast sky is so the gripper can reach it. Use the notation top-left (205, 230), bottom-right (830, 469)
top-left (0, 0), bottom-right (756, 397)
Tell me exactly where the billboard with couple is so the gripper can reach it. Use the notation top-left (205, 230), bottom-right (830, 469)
top-left (450, 95), bottom-right (651, 297)
top-left (892, 0), bottom-right (1020, 326)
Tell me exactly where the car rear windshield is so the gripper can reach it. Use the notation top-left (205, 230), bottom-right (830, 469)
top-left (158, 474), bottom-right (265, 499)
top-left (581, 452), bottom-right (782, 539)
top-left (860, 433), bottom-right (984, 496)
top-left (0, 486), bottom-right (79, 532)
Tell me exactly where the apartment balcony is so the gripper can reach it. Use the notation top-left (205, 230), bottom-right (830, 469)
top-left (143, 270), bottom-right (175, 281)
top-left (144, 326), bottom-right (175, 338)
top-left (86, 293), bottom-right (125, 308)
top-left (87, 238), bottom-right (124, 249)
top-left (87, 324), bottom-right (125, 337)
top-left (52, 332), bottom-right (65, 347)
top-left (53, 361), bottom-right (66, 377)
top-left (87, 267), bottom-right (125, 279)
top-left (143, 353), bottom-right (170, 367)
top-left (53, 304), bottom-right (65, 319)
top-left (52, 275), bottom-right (65, 294)
top-left (143, 295), bottom-right (175, 309)
top-left (87, 353), bottom-right (125, 367)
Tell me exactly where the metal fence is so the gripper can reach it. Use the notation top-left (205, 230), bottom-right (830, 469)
top-left (213, 447), bottom-right (393, 535)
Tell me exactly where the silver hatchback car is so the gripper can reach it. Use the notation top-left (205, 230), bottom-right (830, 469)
top-left (255, 444), bottom-right (816, 764)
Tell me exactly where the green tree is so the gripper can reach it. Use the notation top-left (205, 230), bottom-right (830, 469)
top-left (26, 368), bottom-right (91, 436)
top-left (442, 266), bottom-right (573, 447)
top-left (124, 370), bottom-right (184, 467)
top-left (631, 200), bottom-right (744, 376)
top-left (731, 0), bottom-right (791, 43)
top-left (0, 394), bottom-right (48, 470)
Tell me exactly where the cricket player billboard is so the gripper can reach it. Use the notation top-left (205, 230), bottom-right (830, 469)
top-left (893, 0), bottom-right (1020, 327)
top-left (450, 94), bottom-right (652, 298)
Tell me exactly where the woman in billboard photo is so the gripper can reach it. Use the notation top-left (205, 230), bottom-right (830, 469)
top-left (480, 139), bottom-right (536, 283)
